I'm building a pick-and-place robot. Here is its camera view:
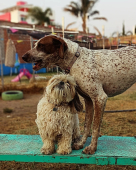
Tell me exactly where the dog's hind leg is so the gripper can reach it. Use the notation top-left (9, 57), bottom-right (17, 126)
top-left (72, 114), bottom-right (81, 142)
top-left (73, 97), bottom-right (94, 150)
top-left (83, 89), bottom-right (107, 154)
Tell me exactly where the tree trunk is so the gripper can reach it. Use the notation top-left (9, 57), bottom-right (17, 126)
top-left (82, 15), bottom-right (87, 33)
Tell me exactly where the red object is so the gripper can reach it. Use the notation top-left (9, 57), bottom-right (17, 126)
top-left (20, 21), bottom-right (27, 24)
top-left (48, 25), bottom-right (55, 28)
top-left (11, 69), bottom-right (32, 82)
top-left (16, 1), bottom-right (27, 6)
top-left (20, 68), bottom-right (32, 79)
top-left (0, 13), bottom-right (11, 21)
top-left (19, 8), bottom-right (29, 12)
top-left (11, 72), bottom-right (25, 82)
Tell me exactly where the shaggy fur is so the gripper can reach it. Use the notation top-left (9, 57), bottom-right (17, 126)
top-left (35, 74), bottom-right (82, 155)
top-left (22, 35), bottom-right (136, 154)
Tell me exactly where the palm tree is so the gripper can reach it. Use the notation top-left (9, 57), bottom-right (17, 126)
top-left (122, 22), bottom-right (126, 36)
top-left (64, 0), bottom-right (107, 33)
top-left (27, 7), bottom-right (53, 26)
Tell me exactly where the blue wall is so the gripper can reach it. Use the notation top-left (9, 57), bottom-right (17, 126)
top-left (0, 63), bottom-right (46, 76)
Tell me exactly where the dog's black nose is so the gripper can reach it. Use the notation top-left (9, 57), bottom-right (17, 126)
top-left (22, 54), bottom-right (28, 62)
top-left (22, 53), bottom-right (31, 62)
top-left (60, 81), bottom-right (64, 85)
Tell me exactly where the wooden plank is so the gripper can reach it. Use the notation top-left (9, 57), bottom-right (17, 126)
top-left (0, 134), bottom-right (136, 165)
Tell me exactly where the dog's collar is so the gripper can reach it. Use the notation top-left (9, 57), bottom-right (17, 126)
top-left (65, 44), bottom-right (80, 74)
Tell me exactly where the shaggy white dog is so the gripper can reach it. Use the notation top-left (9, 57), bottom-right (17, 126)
top-left (36, 74), bottom-right (83, 155)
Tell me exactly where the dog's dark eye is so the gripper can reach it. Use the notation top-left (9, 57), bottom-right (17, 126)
top-left (38, 43), bottom-right (43, 47)
top-left (67, 81), bottom-right (70, 87)
top-left (37, 43), bottom-right (45, 52)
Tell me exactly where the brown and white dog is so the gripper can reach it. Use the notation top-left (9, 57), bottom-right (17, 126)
top-left (22, 35), bottom-right (136, 154)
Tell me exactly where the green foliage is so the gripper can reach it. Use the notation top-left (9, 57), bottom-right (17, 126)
top-left (27, 7), bottom-right (53, 25)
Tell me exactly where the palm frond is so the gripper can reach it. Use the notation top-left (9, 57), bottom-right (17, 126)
top-left (112, 32), bottom-right (118, 37)
top-left (126, 31), bottom-right (133, 35)
top-left (44, 17), bottom-right (50, 25)
top-left (64, 1), bottom-right (81, 17)
top-left (93, 17), bottom-right (107, 21)
top-left (70, 1), bottom-right (80, 8)
top-left (44, 8), bottom-right (53, 16)
top-left (64, 0), bottom-right (106, 32)
top-left (81, 0), bottom-right (92, 14)
top-left (82, 0), bottom-right (98, 13)
top-left (66, 22), bottom-right (76, 29)
top-left (93, 26), bottom-right (102, 36)
top-left (89, 10), bottom-right (99, 16)
top-left (64, 7), bottom-right (80, 17)
top-left (27, 6), bottom-right (52, 25)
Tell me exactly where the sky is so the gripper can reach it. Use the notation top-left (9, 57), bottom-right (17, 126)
top-left (0, 0), bottom-right (136, 37)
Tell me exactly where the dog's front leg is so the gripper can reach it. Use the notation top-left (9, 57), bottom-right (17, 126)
top-left (41, 138), bottom-right (55, 155)
top-left (73, 97), bottom-right (94, 150)
top-left (57, 134), bottom-right (72, 155)
top-left (83, 91), bottom-right (107, 154)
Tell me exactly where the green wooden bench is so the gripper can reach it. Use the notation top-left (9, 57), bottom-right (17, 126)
top-left (0, 134), bottom-right (136, 166)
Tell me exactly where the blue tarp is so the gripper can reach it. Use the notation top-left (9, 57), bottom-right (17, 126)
top-left (0, 63), bottom-right (46, 76)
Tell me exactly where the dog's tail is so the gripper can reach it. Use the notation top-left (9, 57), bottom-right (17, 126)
top-left (69, 92), bottom-right (83, 113)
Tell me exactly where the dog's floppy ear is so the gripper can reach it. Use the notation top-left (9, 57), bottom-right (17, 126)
top-left (37, 35), bottom-right (68, 58)
top-left (69, 92), bottom-right (83, 113)
top-left (59, 44), bottom-right (65, 59)
top-left (52, 36), bottom-right (68, 59)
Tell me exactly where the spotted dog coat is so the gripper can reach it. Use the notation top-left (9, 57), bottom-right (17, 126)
top-left (22, 35), bottom-right (136, 154)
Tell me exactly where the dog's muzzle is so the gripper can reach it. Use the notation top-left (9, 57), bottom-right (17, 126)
top-left (22, 53), bottom-right (31, 62)
top-left (59, 81), bottom-right (64, 89)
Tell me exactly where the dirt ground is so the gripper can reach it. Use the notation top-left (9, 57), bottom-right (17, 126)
top-left (0, 93), bottom-right (42, 134)
top-left (0, 80), bottom-right (136, 170)
top-left (0, 83), bottom-right (136, 135)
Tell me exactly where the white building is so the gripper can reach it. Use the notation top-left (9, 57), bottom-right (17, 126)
top-left (0, 1), bottom-right (55, 26)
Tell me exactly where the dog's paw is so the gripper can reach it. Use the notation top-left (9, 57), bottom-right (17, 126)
top-left (72, 143), bottom-right (83, 150)
top-left (88, 133), bottom-right (102, 137)
top-left (82, 146), bottom-right (96, 155)
top-left (72, 136), bottom-right (81, 143)
top-left (57, 148), bottom-right (72, 155)
top-left (41, 147), bottom-right (55, 155)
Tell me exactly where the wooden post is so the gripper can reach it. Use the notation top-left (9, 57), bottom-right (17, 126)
top-left (62, 17), bottom-right (64, 38)
top-left (30, 37), bottom-right (35, 82)
top-left (0, 47), bottom-right (4, 90)
top-left (56, 66), bottom-right (58, 75)
top-left (133, 26), bottom-right (135, 35)
top-left (51, 27), bottom-right (54, 34)
top-left (102, 26), bottom-right (105, 49)
top-left (117, 31), bottom-right (119, 49)
top-left (89, 42), bottom-right (90, 49)
top-left (109, 36), bottom-right (112, 50)
top-left (10, 67), bottom-right (12, 76)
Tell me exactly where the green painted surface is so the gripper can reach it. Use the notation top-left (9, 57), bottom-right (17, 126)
top-left (0, 134), bottom-right (136, 165)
